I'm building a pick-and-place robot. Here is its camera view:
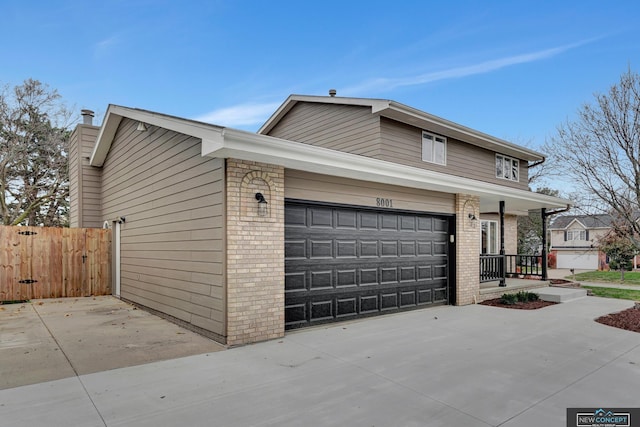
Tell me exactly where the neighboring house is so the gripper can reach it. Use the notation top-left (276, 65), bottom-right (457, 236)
top-left (549, 214), bottom-right (612, 270)
top-left (69, 94), bottom-right (571, 346)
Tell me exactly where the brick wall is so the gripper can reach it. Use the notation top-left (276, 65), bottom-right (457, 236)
top-left (456, 194), bottom-right (480, 305)
top-left (226, 159), bottom-right (285, 346)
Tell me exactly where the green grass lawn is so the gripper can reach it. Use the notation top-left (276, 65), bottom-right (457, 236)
top-left (571, 270), bottom-right (640, 285)
top-left (582, 286), bottom-right (640, 301)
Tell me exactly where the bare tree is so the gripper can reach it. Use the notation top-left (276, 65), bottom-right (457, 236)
top-left (545, 68), bottom-right (640, 245)
top-left (0, 79), bottom-right (72, 226)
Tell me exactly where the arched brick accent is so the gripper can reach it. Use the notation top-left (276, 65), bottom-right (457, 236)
top-left (240, 171), bottom-right (277, 221)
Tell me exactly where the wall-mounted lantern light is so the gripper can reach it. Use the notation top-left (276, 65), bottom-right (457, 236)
top-left (468, 213), bottom-right (478, 228)
top-left (136, 121), bottom-right (148, 132)
top-left (255, 193), bottom-right (268, 217)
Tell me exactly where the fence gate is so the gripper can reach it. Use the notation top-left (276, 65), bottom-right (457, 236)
top-left (0, 226), bottom-right (111, 301)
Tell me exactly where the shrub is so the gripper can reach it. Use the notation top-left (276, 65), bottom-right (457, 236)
top-left (515, 291), bottom-right (539, 302)
top-left (500, 293), bottom-right (518, 305)
top-left (502, 291), bottom-right (539, 305)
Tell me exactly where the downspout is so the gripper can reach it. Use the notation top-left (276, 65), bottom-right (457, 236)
top-left (541, 204), bottom-right (571, 280)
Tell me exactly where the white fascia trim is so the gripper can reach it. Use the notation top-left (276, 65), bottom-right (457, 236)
top-left (90, 105), bottom-right (225, 167)
top-left (208, 128), bottom-right (571, 210)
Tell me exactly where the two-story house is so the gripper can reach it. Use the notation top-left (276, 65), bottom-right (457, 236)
top-left (550, 214), bottom-right (630, 270)
top-left (69, 94), bottom-right (571, 346)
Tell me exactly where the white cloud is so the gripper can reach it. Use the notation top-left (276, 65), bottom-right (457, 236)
top-left (343, 40), bottom-right (592, 95)
top-left (193, 102), bottom-right (281, 127)
top-left (93, 34), bottom-right (121, 59)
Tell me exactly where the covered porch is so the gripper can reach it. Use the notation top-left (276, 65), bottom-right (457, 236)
top-left (472, 194), bottom-right (571, 302)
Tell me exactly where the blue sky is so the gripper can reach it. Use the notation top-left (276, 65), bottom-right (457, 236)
top-left (2, 0), bottom-right (639, 154)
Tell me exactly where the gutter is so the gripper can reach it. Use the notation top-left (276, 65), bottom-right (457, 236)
top-left (529, 157), bottom-right (545, 169)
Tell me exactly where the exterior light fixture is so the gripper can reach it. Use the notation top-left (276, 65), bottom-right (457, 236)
top-left (136, 121), bottom-right (148, 132)
top-left (468, 213), bottom-right (478, 228)
top-left (255, 192), bottom-right (268, 217)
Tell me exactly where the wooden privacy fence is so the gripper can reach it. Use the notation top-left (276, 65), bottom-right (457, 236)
top-left (0, 226), bottom-right (111, 301)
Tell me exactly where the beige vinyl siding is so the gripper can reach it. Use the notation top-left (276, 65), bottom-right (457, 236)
top-left (267, 102), bottom-right (381, 157)
top-left (79, 126), bottom-right (102, 227)
top-left (100, 118), bottom-right (226, 338)
top-left (69, 125), bottom-right (102, 228)
top-left (551, 227), bottom-right (606, 248)
top-left (379, 117), bottom-right (529, 190)
top-left (285, 169), bottom-right (455, 214)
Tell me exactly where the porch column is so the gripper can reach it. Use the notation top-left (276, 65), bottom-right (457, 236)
top-left (499, 201), bottom-right (506, 287)
top-left (541, 208), bottom-right (548, 280)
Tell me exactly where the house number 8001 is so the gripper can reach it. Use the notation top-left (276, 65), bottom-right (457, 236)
top-left (376, 198), bottom-right (393, 208)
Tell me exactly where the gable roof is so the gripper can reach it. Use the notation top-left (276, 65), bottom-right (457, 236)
top-left (259, 94), bottom-right (545, 162)
top-left (90, 104), bottom-right (571, 215)
top-left (550, 214), bottom-right (613, 230)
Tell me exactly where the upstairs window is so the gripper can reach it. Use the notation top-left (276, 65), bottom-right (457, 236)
top-left (566, 230), bottom-right (587, 241)
top-left (422, 131), bottom-right (446, 165)
top-left (496, 154), bottom-right (519, 182)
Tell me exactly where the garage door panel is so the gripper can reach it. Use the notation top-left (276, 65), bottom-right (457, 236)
top-left (381, 214), bottom-right (398, 230)
top-left (434, 241), bottom-right (447, 255)
top-left (337, 269), bottom-right (357, 287)
top-left (417, 217), bottom-right (432, 231)
top-left (311, 300), bottom-right (333, 322)
top-left (336, 210), bottom-right (357, 228)
top-left (359, 212), bottom-right (379, 229)
top-left (360, 269), bottom-right (379, 285)
top-left (434, 218), bottom-right (449, 233)
top-left (336, 240), bottom-right (357, 257)
top-left (285, 202), bottom-right (451, 329)
top-left (360, 241), bottom-right (379, 257)
top-left (285, 240), bottom-right (306, 258)
top-left (285, 205), bottom-right (307, 226)
top-left (418, 289), bottom-right (432, 305)
top-left (309, 208), bottom-right (333, 228)
top-left (285, 271), bottom-right (306, 291)
top-left (381, 241), bottom-right (398, 256)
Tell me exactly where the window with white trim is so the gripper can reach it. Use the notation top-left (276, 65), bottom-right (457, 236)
top-left (481, 220), bottom-right (498, 254)
top-left (422, 131), bottom-right (446, 165)
top-left (495, 154), bottom-right (519, 182)
top-left (566, 230), bottom-right (587, 241)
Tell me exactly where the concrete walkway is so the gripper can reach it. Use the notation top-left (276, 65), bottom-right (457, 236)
top-left (1, 296), bottom-right (639, 427)
top-left (549, 268), bottom-right (640, 291)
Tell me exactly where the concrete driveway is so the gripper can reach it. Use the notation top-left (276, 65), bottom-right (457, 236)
top-left (0, 296), bottom-right (224, 390)
top-left (1, 295), bottom-right (640, 426)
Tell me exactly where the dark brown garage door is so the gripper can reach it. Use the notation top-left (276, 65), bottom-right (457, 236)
top-left (285, 201), bottom-right (453, 329)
